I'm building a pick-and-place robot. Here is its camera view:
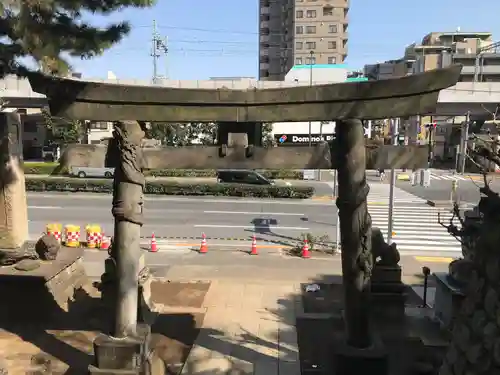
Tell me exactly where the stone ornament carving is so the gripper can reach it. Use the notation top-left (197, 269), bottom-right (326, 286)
top-left (371, 227), bottom-right (400, 266)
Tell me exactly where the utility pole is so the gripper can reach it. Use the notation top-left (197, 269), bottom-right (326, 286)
top-left (387, 118), bottom-right (398, 245)
top-left (151, 20), bottom-right (169, 83)
top-left (461, 111), bottom-right (470, 174)
top-left (308, 50), bottom-right (314, 147)
top-left (151, 20), bottom-right (159, 83)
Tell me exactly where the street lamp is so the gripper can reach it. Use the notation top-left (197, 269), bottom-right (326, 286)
top-left (308, 50), bottom-right (314, 147)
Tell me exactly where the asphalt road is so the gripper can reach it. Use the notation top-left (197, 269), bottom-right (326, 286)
top-left (27, 192), bottom-right (339, 244)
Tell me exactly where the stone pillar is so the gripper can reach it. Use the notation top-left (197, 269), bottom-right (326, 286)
top-left (0, 111), bottom-right (28, 250)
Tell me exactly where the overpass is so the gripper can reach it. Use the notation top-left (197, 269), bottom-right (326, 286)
top-left (1, 75), bottom-right (498, 117)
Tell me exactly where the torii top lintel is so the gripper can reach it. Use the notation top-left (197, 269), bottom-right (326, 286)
top-left (28, 65), bottom-right (462, 122)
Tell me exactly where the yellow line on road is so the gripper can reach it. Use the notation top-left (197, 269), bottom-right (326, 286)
top-left (414, 256), bottom-right (453, 263)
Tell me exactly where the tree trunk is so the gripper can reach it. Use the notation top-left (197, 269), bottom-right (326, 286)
top-left (110, 120), bottom-right (146, 338)
top-left (336, 119), bottom-right (373, 348)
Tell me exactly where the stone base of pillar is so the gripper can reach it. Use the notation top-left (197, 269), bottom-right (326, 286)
top-left (333, 338), bottom-right (389, 375)
top-left (89, 323), bottom-right (165, 375)
top-left (89, 323), bottom-right (151, 374)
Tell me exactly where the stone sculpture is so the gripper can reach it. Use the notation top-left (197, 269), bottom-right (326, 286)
top-left (371, 227), bottom-right (400, 266)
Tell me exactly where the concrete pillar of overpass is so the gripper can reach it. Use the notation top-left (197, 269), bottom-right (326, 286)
top-left (0, 111), bottom-right (28, 250)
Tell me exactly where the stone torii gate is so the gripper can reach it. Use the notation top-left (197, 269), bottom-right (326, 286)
top-left (2, 65), bottom-right (460, 374)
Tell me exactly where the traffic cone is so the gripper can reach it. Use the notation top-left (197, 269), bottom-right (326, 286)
top-left (150, 233), bottom-right (158, 253)
top-left (250, 235), bottom-right (258, 255)
top-left (199, 233), bottom-right (208, 254)
top-left (301, 239), bottom-right (311, 259)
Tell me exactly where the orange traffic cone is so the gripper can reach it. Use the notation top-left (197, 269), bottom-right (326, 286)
top-left (199, 233), bottom-right (208, 254)
top-left (150, 233), bottom-right (158, 253)
top-left (301, 239), bottom-right (311, 258)
top-left (98, 231), bottom-right (104, 248)
top-left (250, 235), bottom-right (258, 255)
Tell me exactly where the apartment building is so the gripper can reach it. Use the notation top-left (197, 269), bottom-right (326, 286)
top-left (364, 32), bottom-right (499, 82)
top-left (406, 31), bottom-right (500, 82)
top-left (259, 0), bottom-right (349, 80)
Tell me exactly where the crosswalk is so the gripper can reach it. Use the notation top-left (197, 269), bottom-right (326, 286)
top-left (367, 183), bottom-right (462, 257)
top-left (430, 173), bottom-right (471, 181)
top-left (368, 183), bottom-right (427, 204)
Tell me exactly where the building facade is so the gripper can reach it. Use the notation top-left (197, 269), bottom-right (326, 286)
top-left (365, 32), bottom-right (499, 82)
top-left (259, 0), bottom-right (349, 81)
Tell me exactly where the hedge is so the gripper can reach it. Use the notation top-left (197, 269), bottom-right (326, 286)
top-left (23, 163), bottom-right (304, 180)
top-left (25, 177), bottom-right (315, 199)
top-left (147, 169), bottom-right (303, 179)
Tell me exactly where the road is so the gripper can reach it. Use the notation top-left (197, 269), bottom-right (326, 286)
top-left (27, 181), bottom-right (462, 257)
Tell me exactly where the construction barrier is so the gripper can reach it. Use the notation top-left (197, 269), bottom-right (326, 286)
top-left (46, 223), bottom-right (62, 243)
top-left (64, 224), bottom-right (81, 247)
top-left (85, 224), bottom-right (102, 249)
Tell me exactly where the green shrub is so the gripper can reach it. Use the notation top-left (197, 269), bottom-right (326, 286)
top-left (24, 164), bottom-right (304, 180)
top-left (145, 169), bottom-right (303, 179)
top-left (24, 177), bottom-right (315, 199)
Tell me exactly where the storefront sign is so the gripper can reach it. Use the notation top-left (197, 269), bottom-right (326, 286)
top-left (276, 134), bottom-right (335, 144)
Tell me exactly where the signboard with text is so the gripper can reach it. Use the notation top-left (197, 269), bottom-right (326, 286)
top-left (276, 134), bottom-right (336, 145)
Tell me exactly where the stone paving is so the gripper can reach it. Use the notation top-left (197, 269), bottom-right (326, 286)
top-left (180, 280), bottom-right (301, 375)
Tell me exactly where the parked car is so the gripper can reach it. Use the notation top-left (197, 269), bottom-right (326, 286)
top-left (70, 167), bottom-right (115, 178)
top-left (216, 169), bottom-right (291, 186)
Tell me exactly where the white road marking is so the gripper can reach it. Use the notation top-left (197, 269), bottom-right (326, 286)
top-left (203, 210), bottom-right (304, 216)
top-left (193, 224), bottom-right (309, 230)
top-left (28, 205), bottom-right (64, 209)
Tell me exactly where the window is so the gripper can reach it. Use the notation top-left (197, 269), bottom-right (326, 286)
top-left (306, 56), bottom-right (316, 64)
top-left (328, 41), bottom-right (337, 49)
top-left (90, 121), bottom-right (109, 130)
top-left (328, 56), bottom-right (337, 64)
top-left (296, 10), bottom-right (303, 18)
top-left (296, 57), bottom-right (303, 64)
top-left (323, 7), bottom-right (334, 16)
top-left (296, 26), bottom-right (303, 34)
top-left (305, 25), bottom-right (316, 34)
top-left (296, 41), bottom-right (303, 50)
top-left (306, 10), bottom-right (316, 18)
top-left (305, 41), bottom-right (316, 49)
top-left (329, 24), bottom-right (338, 33)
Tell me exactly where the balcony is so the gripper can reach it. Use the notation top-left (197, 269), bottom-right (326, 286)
top-left (260, 35), bottom-right (270, 43)
top-left (460, 65), bottom-right (500, 75)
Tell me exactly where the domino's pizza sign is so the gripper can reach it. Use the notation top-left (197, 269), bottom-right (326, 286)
top-left (275, 134), bottom-right (335, 145)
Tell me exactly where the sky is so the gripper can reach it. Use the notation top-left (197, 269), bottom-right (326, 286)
top-left (71, 0), bottom-right (500, 80)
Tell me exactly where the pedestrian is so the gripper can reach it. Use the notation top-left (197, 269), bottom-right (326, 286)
top-left (378, 168), bottom-right (385, 181)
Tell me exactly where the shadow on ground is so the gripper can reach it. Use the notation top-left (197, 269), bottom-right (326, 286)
top-left (0, 272), bottom-right (446, 375)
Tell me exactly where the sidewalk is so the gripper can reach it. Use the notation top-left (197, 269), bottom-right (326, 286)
top-left (158, 254), bottom-right (446, 375)
top-left (180, 280), bottom-right (300, 375)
